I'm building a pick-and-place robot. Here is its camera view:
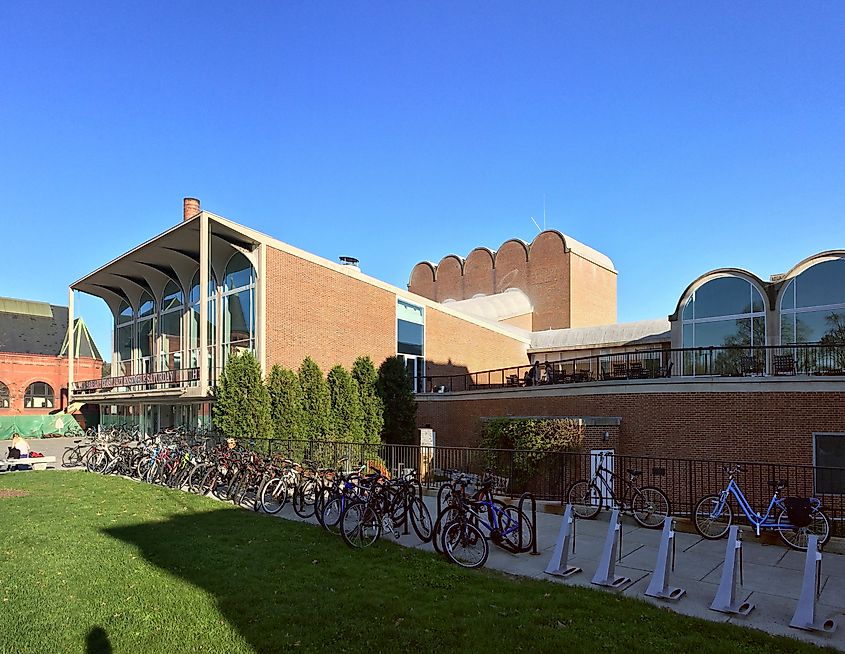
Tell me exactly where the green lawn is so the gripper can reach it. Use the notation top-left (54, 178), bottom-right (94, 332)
top-left (0, 472), bottom-right (832, 654)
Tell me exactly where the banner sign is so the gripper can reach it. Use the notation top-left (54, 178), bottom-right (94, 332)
top-left (74, 368), bottom-right (199, 391)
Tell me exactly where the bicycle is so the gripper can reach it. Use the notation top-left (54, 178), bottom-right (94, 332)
top-left (566, 452), bottom-right (670, 528)
top-left (693, 465), bottom-right (830, 551)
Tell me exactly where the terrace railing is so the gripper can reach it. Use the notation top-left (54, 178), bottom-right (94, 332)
top-left (72, 367), bottom-right (201, 394)
top-left (422, 343), bottom-right (845, 393)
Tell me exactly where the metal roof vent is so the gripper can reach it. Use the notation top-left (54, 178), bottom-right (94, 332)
top-left (339, 256), bottom-right (360, 269)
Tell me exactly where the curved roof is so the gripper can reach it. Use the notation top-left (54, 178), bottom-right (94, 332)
top-left (529, 318), bottom-right (670, 352)
top-left (557, 232), bottom-right (615, 271)
top-left (669, 268), bottom-right (769, 321)
top-left (443, 289), bottom-right (533, 322)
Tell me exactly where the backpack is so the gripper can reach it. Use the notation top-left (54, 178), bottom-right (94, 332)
top-left (782, 497), bottom-right (813, 529)
top-left (7, 447), bottom-right (20, 460)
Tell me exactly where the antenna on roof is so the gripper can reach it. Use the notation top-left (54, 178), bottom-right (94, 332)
top-left (530, 216), bottom-right (542, 233)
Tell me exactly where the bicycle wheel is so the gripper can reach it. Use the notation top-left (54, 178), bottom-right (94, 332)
top-left (62, 447), bottom-right (81, 468)
top-left (631, 487), bottom-right (670, 529)
top-left (776, 508), bottom-right (831, 551)
top-left (693, 494), bottom-right (733, 539)
top-left (432, 506), bottom-right (459, 554)
top-left (293, 478), bottom-right (317, 518)
top-left (321, 496), bottom-right (345, 534)
top-left (259, 476), bottom-right (288, 514)
top-left (566, 480), bottom-right (602, 519)
top-left (409, 497), bottom-right (433, 543)
top-left (340, 502), bottom-right (381, 548)
top-left (441, 521), bottom-right (489, 569)
top-left (499, 506), bottom-right (533, 552)
top-left (86, 450), bottom-right (107, 474)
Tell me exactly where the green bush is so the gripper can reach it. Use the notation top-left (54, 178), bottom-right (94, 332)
top-left (267, 364), bottom-right (304, 440)
top-left (298, 357), bottom-right (331, 441)
top-left (480, 417), bottom-right (583, 477)
top-left (213, 351), bottom-right (273, 442)
top-left (351, 356), bottom-right (384, 444)
top-left (327, 365), bottom-right (365, 443)
top-left (377, 356), bottom-right (417, 445)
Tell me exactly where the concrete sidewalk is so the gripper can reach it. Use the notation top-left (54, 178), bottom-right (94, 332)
top-left (274, 493), bottom-right (845, 651)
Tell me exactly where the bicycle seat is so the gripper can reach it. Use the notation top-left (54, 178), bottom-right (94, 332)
top-left (627, 469), bottom-right (642, 478)
top-left (768, 479), bottom-right (788, 488)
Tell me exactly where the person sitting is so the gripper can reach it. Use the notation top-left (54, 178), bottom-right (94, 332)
top-left (9, 434), bottom-right (31, 471)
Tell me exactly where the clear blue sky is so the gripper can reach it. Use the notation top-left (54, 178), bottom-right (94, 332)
top-left (2, 2), bottom-right (844, 362)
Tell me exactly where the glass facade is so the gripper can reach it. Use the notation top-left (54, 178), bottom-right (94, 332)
top-left (222, 253), bottom-right (255, 361)
top-left (397, 299), bottom-right (425, 392)
top-left (780, 258), bottom-right (845, 345)
top-left (681, 276), bottom-right (766, 375)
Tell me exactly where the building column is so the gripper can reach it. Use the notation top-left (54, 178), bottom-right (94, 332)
top-left (199, 212), bottom-right (209, 395)
top-left (257, 243), bottom-right (267, 376)
top-left (67, 287), bottom-right (75, 401)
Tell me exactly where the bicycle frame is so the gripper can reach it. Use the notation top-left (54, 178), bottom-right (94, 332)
top-left (712, 478), bottom-right (817, 536)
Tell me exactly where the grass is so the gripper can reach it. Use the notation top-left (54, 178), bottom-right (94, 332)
top-left (0, 471), bottom-right (833, 654)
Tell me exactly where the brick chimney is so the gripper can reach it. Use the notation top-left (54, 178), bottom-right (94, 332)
top-left (183, 197), bottom-right (201, 221)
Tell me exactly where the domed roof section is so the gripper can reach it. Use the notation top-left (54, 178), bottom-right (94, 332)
top-left (443, 288), bottom-right (533, 322)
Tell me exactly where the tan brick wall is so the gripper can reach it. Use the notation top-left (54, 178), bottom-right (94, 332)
top-left (416, 386), bottom-right (845, 465)
top-left (424, 308), bottom-right (528, 381)
top-left (500, 313), bottom-right (533, 330)
top-left (463, 248), bottom-right (495, 298)
top-left (569, 253), bottom-right (617, 327)
top-left (265, 247), bottom-right (396, 372)
top-left (527, 231), bottom-right (570, 331)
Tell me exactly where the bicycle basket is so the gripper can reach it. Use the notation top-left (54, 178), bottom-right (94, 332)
top-left (782, 497), bottom-right (814, 529)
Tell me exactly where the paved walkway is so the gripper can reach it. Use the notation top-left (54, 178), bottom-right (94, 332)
top-left (275, 494), bottom-right (845, 651)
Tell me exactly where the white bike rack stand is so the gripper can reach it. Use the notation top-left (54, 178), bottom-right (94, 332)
top-left (709, 526), bottom-right (754, 616)
top-left (591, 509), bottom-right (632, 591)
top-left (545, 503), bottom-right (581, 578)
top-left (645, 517), bottom-right (685, 601)
top-left (790, 536), bottom-right (836, 633)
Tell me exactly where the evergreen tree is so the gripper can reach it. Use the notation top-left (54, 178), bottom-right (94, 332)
top-left (377, 356), bottom-right (417, 445)
top-left (266, 364), bottom-right (304, 440)
top-left (352, 355), bottom-right (384, 444)
top-left (298, 356), bottom-right (331, 440)
top-left (327, 365), bottom-right (365, 443)
top-left (213, 350), bottom-right (273, 443)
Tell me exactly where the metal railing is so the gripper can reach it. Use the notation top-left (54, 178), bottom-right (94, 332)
top-left (422, 343), bottom-right (845, 393)
top-left (259, 438), bottom-right (845, 537)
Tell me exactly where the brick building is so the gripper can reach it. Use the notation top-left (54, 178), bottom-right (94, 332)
top-left (0, 297), bottom-right (102, 437)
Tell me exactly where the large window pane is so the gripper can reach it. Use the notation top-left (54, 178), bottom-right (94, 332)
top-left (781, 314), bottom-right (795, 344)
top-left (162, 281), bottom-right (183, 312)
top-left (691, 277), bottom-right (756, 319)
top-left (117, 324), bottom-right (133, 362)
top-left (796, 259), bottom-right (845, 309)
top-left (796, 310), bottom-right (845, 344)
top-left (398, 319), bottom-right (424, 355)
top-left (138, 318), bottom-right (154, 358)
top-left (815, 433), bottom-right (845, 495)
top-left (224, 253), bottom-right (253, 291)
top-left (693, 318), bottom-right (751, 348)
top-left (160, 311), bottom-right (182, 369)
top-left (224, 289), bottom-right (252, 344)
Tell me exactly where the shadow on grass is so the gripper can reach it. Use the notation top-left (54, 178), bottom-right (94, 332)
top-left (86, 627), bottom-right (112, 654)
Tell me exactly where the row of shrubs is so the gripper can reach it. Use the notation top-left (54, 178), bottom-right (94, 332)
top-left (213, 352), bottom-right (418, 445)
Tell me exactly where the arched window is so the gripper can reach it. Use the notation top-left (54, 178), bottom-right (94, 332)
top-left (115, 300), bottom-right (134, 376)
top-left (24, 382), bottom-right (54, 409)
top-left (681, 276), bottom-right (766, 374)
top-left (780, 258), bottom-right (845, 344)
top-left (137, 292), bottom-right (156, 374)
top-left (0, 382), bottom-right (9, 408)
top-left (222, 253), bottom-right (255, 360)
top-left (160, 280), bottom-right (183, 371)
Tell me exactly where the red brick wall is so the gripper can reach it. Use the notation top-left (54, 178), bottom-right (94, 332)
top-left (415, 385), bottom-right (845, 465)
top-left (526, 231), bottom-right (570, 331)
top-left (408, 262), bottom-right (436, 299)
top-left (463, 248), bottom-right (495, 298)
top-left (265, 247), bottom-right (397, 372)
top-left (0, 353), bottom-right (102, 414)
top-left (569, 253), bottom-right (617, 327)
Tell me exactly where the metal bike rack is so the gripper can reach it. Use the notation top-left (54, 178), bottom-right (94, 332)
top-left (645, 517), bottom-right (685, 601)
top-left (517, 492), bottom-right (540, 555)
top-left (709, 526), bottom-right (754, 616)
top-left (790, 535), bottom-right (836, 633)
top-left (545, 503), bottom-right (581, 578)
top-left (591, 509), bottom-right (632, 591)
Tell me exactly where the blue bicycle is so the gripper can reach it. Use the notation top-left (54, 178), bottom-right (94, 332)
top-left (693, 465), bottom-right (830, 551)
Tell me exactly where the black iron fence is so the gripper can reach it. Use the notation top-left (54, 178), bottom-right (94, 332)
top-left (422, 343), bottom-right (845, 393)
top-left (260, 438), bottom-right (845, 537)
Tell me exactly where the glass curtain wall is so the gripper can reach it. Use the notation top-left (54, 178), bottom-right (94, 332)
top-left (159, 280), bottom-right (183, 373)
top-left (681, 276), bottom-right (766, 375)
top-left (137, 292), bottom-right (156, 375)
top-left (189, 271), bottom-right (217, 385)
top-left (115, 301), bottom-right (134, 376)
top-left (397, 299), bottom-right (425, 392)
top-left (222, 253), bottom-right (255, 364)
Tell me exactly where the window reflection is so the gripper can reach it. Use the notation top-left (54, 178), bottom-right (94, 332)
top-left (780, 258), bottom-right (845, 344)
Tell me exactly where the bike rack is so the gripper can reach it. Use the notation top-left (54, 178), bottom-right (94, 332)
top-left (545, 503), bottom-right (581, 577)
top-left (709, 526), bottom-right (754, 616)
top-left (790, 535), bottom-right (836, 633)
top-left (645, 517), bottom-right (685, 601)
top-left (517, 492), bottom-right (540, 555)
top-left (591, 509), bottom-right (632, 591)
